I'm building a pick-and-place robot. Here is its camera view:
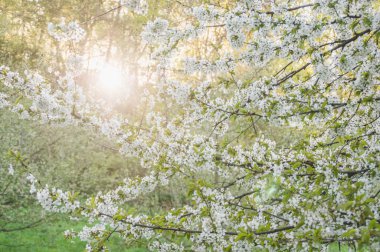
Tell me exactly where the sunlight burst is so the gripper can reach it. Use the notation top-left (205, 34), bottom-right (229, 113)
top-left (97, 64), bottom-right (124, 93)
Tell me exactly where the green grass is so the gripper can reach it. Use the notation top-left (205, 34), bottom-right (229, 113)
top-left (0, 215), bottom-right (147, 252)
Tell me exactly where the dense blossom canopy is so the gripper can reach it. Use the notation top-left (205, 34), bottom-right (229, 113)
top-left (1, 0), bottom-right (380, 251)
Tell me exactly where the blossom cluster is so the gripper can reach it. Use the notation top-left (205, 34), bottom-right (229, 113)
top-left (1, 0), bottom-right (380, 251)
top-left (47, 19), bottom-right (85, 42)
top-left (121, 0), bottom-right (148, 15)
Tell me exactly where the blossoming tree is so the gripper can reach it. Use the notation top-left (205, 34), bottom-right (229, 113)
top-left (1, 0), bottom-right (380, 251)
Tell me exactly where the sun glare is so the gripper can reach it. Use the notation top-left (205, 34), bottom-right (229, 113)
top-left (98, 64), bottom-right (124, 92)
top-left (91, 62), bottom-right (134, 103)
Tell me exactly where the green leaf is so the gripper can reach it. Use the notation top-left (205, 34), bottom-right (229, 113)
top-left (363, 17), bottom-right (372, 27)
top-left (342, 229), bottom-right (357, 238)
top-left (361, 229), bottom-right (370, 243)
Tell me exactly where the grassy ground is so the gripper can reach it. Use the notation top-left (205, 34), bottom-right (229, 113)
top-left (0, 216), bottom-right (147, 252)
top-left (0, 211), bottom-right (359, 252)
